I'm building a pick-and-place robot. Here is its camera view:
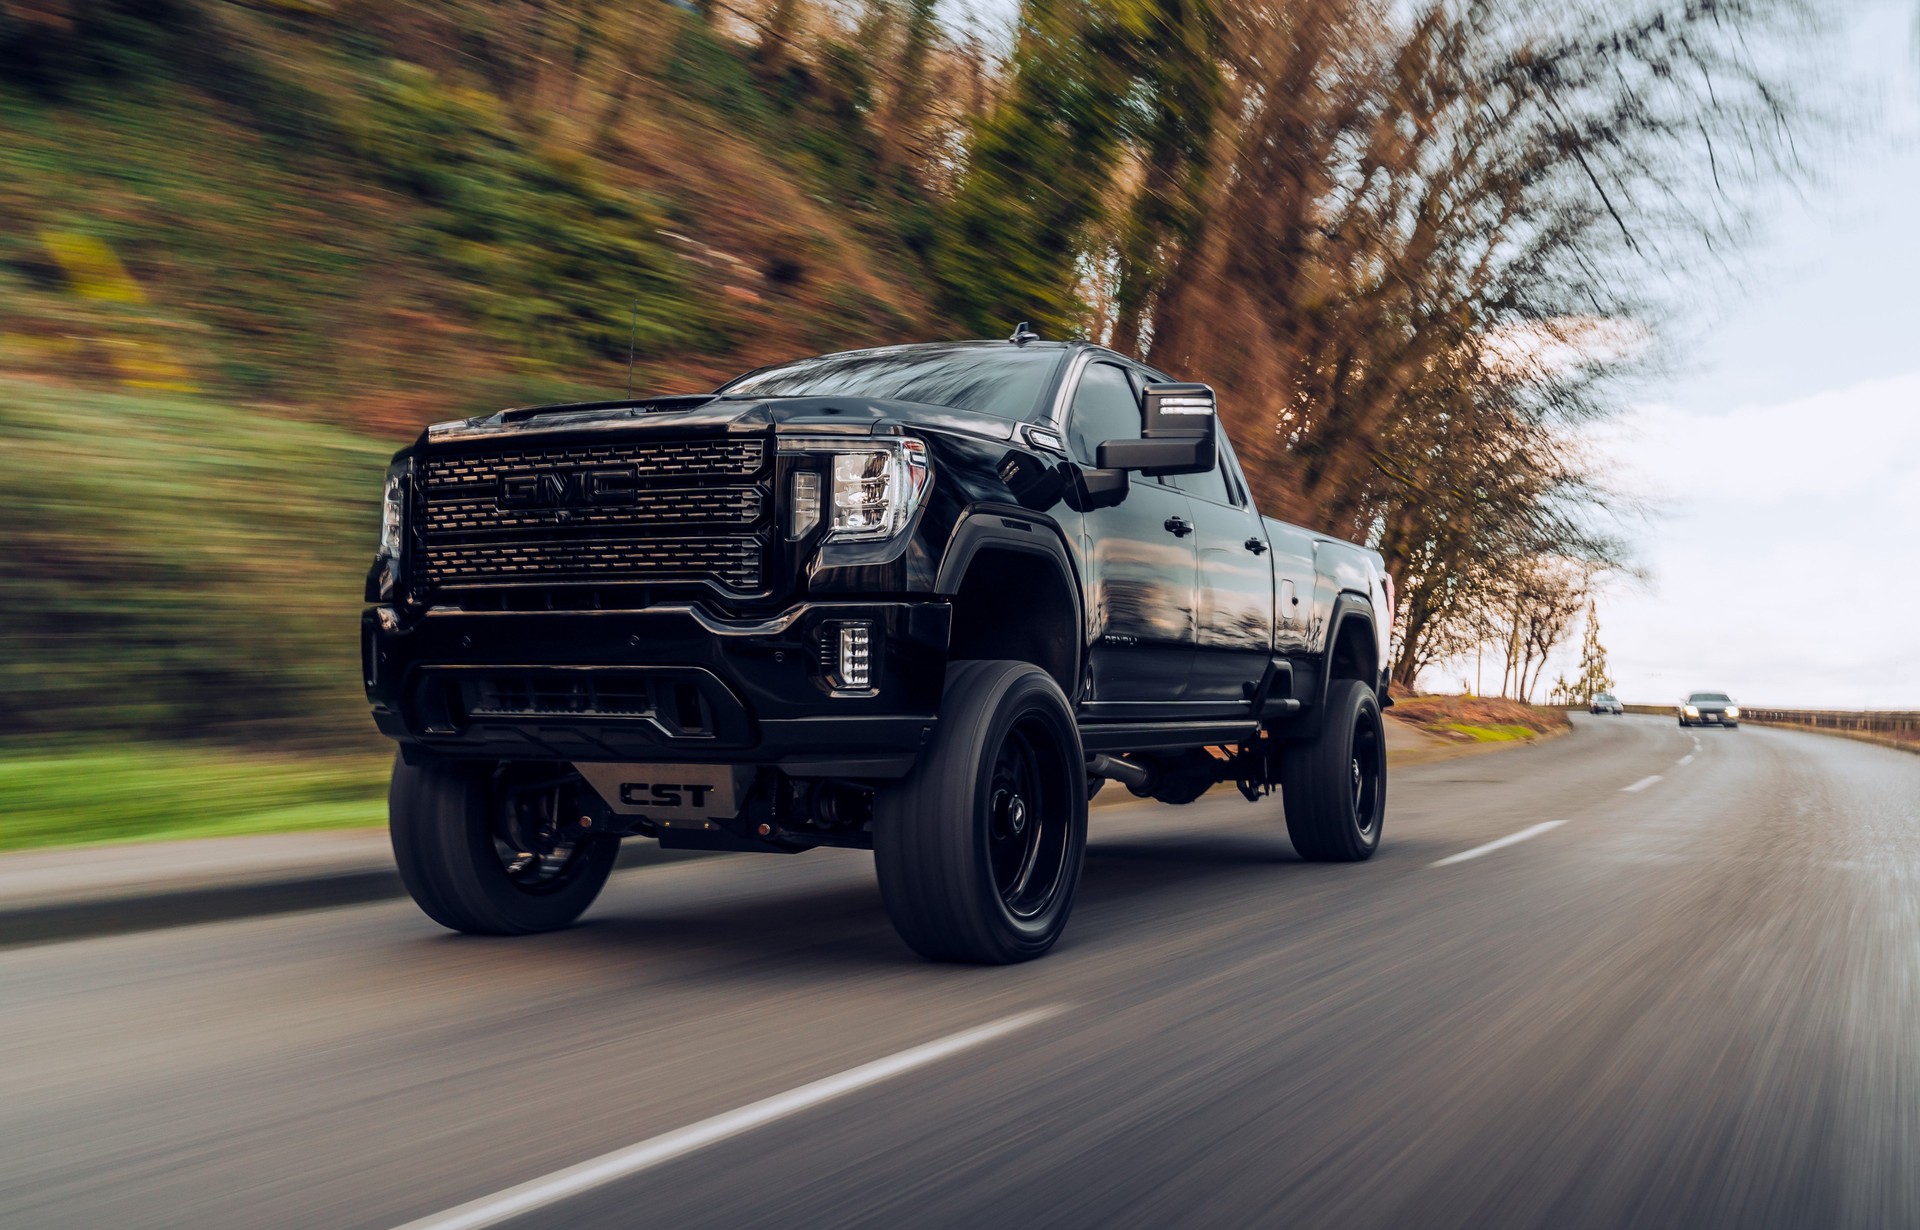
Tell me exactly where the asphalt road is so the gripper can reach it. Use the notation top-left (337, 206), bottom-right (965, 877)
top-left (3, 714), bottom-right (1917, 1229)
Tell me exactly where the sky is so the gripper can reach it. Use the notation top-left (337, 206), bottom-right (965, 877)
top-left (1429, 0), bottom-right (1920, 709)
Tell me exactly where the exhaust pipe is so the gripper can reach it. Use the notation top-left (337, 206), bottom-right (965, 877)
top-left (1086, 754), bottom-right (1151, 792)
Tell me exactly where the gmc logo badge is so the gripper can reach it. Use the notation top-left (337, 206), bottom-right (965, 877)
top-left (499, 468), bottom-right (637, 509)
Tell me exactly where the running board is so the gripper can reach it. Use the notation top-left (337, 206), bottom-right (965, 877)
top-left (1079, 720), bottom-right (1262, 753)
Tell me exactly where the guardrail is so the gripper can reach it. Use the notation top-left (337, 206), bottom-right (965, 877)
top-left (1739, 708), bottom-right (1920, 746)
top-left (1608, 704), bottom-right (1920, 751)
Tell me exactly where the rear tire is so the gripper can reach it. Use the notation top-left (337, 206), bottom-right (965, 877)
top-left (1281, 679), bottom-right (1386, 862)
top-left (390, 755), bottom-right (618, 935)
top-left (873, 661), bottom-right (1087, 963)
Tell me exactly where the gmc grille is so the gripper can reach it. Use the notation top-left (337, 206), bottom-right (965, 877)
top-left (414, 436), bottom-right (771, 595)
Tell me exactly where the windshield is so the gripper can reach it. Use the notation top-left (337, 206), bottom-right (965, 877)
top-left (1688, 692), bottom-right (1731, 703)
top-left (720, 347), bottom-right (1061, 420)
top-left (1595, 694), bottom-right (1615, 701)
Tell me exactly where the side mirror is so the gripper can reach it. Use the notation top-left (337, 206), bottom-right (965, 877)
top-left (1095, 382), bottom-right (1217, 477)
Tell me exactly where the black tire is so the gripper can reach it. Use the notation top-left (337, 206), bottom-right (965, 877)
top-left (1281, 679), bottom-right (1386, 862)
top-left (390, 754), bottom-right (618, 935)
top-left (873, 660), bottom-right (1087, 964)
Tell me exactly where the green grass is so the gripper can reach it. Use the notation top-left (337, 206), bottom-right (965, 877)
top-left (0, 378), bottom-right (395, 742)
top-left (1440, 722), bottom-right (1539, 743)
top-left (0, 744), bottom-right (390, 852)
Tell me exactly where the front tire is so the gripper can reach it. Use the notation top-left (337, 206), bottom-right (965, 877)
top-left (1281, 679), bottom-right (1386, 862)
top-left (873, 661), bottom-right (1087, 964)
top-left (390, 755), bottom-right (618, 935)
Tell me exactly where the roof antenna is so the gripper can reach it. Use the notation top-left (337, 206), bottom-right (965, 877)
top-left (625, 300), bottom-right (639, 400)
top-left (1009, 321), bottom-right (1039, 345)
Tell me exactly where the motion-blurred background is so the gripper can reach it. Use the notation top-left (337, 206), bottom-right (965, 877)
top-left (0, 0), bottom-right (1907, 850)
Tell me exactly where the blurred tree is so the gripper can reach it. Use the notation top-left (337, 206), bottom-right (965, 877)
top-left (875, 0), bottom-right (938, 184)
top-left (934, 0), bottom-right (1220, 337)
top-left (1574, 601), bottom-right (1615, 704)
top-left (1105, 0), bottom-right (1220, 353)
top-left (1143, 0), bottom-right (1803, 685)
top-left (934, 0), bottom-right (1132, 335)
top-left (755, 0), bottom-right (805, 81)
top-left (1499, 557), bottom-right (1591, 702)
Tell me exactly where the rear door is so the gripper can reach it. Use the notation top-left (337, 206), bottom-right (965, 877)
top-left (1166, 434), bottom-right (1275, 704)
top-left (1066, 359), bottom-right (1197, 703)
top-left (1264, 519), bottom-right (1319, 657)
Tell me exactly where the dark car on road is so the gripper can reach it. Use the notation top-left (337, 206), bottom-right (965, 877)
top-left (365, 333), bottom-right (1395, 963)
top-left (1679, 692), bottom-right (1740, 728)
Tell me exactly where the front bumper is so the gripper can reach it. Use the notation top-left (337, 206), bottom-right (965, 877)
top-left (364, 601), bottom-right (951, 777)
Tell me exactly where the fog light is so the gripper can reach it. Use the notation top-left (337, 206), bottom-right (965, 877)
top-left (836, 623), bottom-right (873, 692)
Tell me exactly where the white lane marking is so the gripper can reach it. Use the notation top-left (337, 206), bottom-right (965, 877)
top-left (1676, 754), bottom-right (1695, 766)
top-left (1622, 775), bottom-right (1663, 793)
top-left (1431, 821), bottom-right (1565, 867)
top-left (390, 1008), bottom-right (1062, 1230)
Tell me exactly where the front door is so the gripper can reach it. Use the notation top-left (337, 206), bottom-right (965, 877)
top-left (1066, 360), bottom-right (1198, 703)
top-left (1168, 439), bottom-right (1275, 704)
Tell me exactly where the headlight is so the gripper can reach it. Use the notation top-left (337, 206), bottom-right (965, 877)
top-left (367, 457), bottom-right (411, 603)
top-left (1725, 706), bottom-right (1739, 719)
top-left (378, 469), bottom-right (407, 558)
top-left (784, 437), bottom-right (930, 542)
top-left (1684, 705), bottom-right (1699, 716)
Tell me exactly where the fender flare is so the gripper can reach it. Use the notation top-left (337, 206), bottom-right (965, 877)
top-left (934, 508), bottom-right (1086, 689)
top-left (1319, 591), bottom-right (1381, 713)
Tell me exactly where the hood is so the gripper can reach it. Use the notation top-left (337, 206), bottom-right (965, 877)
top-left (423, 394), bottom-right (1020, 447)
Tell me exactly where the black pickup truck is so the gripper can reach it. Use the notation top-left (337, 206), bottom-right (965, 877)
top-left (365, 333), bottom-right (1395, 963)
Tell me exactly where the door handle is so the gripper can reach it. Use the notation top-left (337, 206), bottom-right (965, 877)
top-left (1164, 516), bottom-right (1194, 538)
top-left (1244, 537), bottom-right (1268, 555)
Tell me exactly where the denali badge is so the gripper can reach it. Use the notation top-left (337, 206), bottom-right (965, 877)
top-left (498, 468), bottom-right (637, 509)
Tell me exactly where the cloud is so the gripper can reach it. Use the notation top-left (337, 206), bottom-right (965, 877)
top-left (1418, 371), bottom-right (1920, 708)
top-left (1604, 372), bottom-right (1920, 506)
top-left (1591, 371), bottom-right (1920, 707)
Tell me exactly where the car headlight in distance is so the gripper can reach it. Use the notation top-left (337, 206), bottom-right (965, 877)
top-left (1725, 706), bottom-right (1740, 719)
top-left (1684, 705), bottom-right (1699, 716)
top-left (785, 437), bottom-right (930, 542)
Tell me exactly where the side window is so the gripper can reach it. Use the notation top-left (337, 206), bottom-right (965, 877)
top-left (1168, 451), bottom-right (1234, 506)
top-left (1067, 362), bottom-right (1142, 463)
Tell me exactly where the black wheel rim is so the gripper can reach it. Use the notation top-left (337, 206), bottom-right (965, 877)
top-left (986, 713), bottom-right (1074, 920)
top-left (492, 776), bottom-right (593, 896)
top-left (1349, 709), bottom-right (1383, 838)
